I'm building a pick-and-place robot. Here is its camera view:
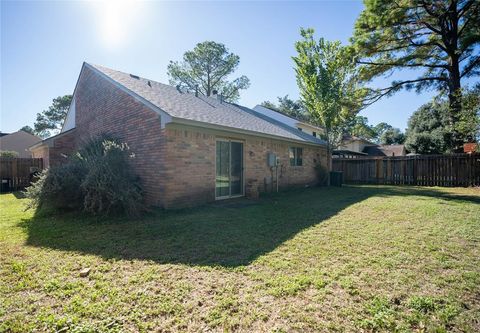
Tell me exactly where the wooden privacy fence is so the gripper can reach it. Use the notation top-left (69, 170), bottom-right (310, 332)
top-left (332, 153), bottom-right (480, 187)
top-left (0, 157), bottom-right (43, 191)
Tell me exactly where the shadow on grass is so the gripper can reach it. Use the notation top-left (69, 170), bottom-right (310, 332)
top-left (20, 185), bottom-right (480, 267)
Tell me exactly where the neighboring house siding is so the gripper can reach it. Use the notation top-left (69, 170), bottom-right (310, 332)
top-left (0, 131), bottom-right (41, 157)
top-left (162, 124), bottom-right (327, 208)
top-left (74, 66), bottom-right (167, 206)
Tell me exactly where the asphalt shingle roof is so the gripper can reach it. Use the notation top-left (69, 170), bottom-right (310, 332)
top-left (88, 63), bottom-right (325, 145)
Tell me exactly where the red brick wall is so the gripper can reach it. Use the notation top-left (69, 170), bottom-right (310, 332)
top-left (30, 130), bottom-right (77, 168)
top-left (74, 66), bottom-right (167, 206)
top-left (40, 65), bottom-right (327, 208)
top-left (31, 146), bottom-right (50, 167)
top-left (162, 124), bottom-right (327, 208)
top-left (49, 130), bottom-right (77, 167)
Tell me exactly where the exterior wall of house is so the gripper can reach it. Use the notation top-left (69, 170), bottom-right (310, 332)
top-left (296, 123), bottom-right (323, 137)
top-left (70, 66), bottom-right (167, 206)
top-left (162, 124), bottom-right (327, 208)
top-left (339, 140), bottom-right (377, 154)
top-left (31, 66), bottom-right (327, 209)
top-left (31, 145), bottom-right (50, 165)
top-left (30, 130), bottom-right (77, 168)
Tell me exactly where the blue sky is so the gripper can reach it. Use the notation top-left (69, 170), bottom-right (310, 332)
top-left (1, 0), bottom-right (445, 133)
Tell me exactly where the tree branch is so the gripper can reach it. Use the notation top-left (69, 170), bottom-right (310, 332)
top-left (357, 60), bottom-right (448, 69)
top-left (461, 56), bottom-right (480, 78)
top-left (361, 77), bottom-right (448, 107)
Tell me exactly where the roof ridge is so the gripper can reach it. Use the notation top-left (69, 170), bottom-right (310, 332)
top-left (85, 63), bottom-right (326, 146)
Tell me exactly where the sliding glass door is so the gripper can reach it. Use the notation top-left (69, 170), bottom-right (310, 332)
top-left (216, 140), bottom-right (243, 199)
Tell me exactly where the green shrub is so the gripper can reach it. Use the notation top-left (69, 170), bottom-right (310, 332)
top-left (25, 135), bottom-right (144, 217)
top-left (24, 162), bottom-right (86, 212)
top-left (78, 137), bottom-right (143, 217)
top-left (0, 150), bottom-right (19, 158)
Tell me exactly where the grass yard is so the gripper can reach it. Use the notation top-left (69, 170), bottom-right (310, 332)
top-left (1, 185), bottom-right (479, 332)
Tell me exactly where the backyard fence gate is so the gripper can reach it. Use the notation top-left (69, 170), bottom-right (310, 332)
top-left (332, 153), bottom-right (480, 187)
top-left (0, 157), bottom-right (44, 191)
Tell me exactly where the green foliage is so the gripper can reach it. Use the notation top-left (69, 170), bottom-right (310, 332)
top-left (34, 95), bottom-right (72, 138)
top-left (78, 137), bottom-right (144, 217)
top-left (25, 135), bottom-right (143, 217)
top-left (352, 0), bottom-right (480, 151)
top-left (346, 116), bottom-right (376, 140)
top-left (455, 84), bottom-right (480, 143)
top-left (293, 28), bottom-right (365, 151)
top-left (19, 125), bottom-right (35, 135)
top-left (380, 127), bottom-right (405, 145)
top-left (24, 162), bottom-right (87, 212)
top-left (167, 41), bottom-right (250, 102)
top-left (408, 296), bottom-right (437, 313)
top-left (261, 95), bottom-right (308, 120)
top-left (372, 122), bottom-right (393, 142)
top-left (405, 86), bottom-right (479, 154)
top-left (405, 99), bottom-right (449, 154)
top-left (0, 150), bottom-right (19, 158)
top-left (360, 297), bottom-right (397, 330)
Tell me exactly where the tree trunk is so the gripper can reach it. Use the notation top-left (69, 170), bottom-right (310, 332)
top-left (445, 1), bottom-right (464, 152)
top-left (447, 53), bottom-right (463, 152)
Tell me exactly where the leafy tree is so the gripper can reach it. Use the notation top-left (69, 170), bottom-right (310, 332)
top-left (19, 126), bottom-right (35, 135)
top-left (260, 100), bottom-right (277, 111)
top-left (379, 127), bottom-right (406, 145)
top-left (261, 95), bottom-right (307, 119)
top-left (34, 95), bottom-right (72, 138)
top-left (406, 84), bottom-right (480, 154)
top-left (405, 99), bottom-right (450, 154)
top-left (352, 0), bottom-right (480, 151)
top-left (346, 116), bottom-right (376, 140)
top-left (455, 84), bottom-right (480, 143)
top-left (373, 122), bottom-right (393, 138)
top-left (293, 28), bottom-right (365, 169)
top-left (167, 41), bottom-right (250, 102)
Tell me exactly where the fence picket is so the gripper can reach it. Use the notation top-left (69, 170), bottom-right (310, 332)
top-left (332, 153), bottom-right (480, 187)
top-left (0, 158), bottom-right (43, 191)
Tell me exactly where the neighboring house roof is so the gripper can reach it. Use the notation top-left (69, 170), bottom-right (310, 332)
top-left (341, 134), bottom-right (376, 146)
top-left (363, 144), bottom-right (406, 157)
top-left (0, 131), bottom-right (41, 157)
top-left (252, 105), bottom-right (323, 133)
top-left (83, 63), bottom-right (326, 146)
top-left (332, 149), bottom-right (368, 157)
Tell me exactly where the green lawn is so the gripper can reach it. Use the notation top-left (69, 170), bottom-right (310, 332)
top-left (1, 186), bottom-right (479, 332)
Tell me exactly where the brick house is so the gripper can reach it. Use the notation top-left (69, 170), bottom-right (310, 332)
top-left (30, 63), bottom-right (327, 208)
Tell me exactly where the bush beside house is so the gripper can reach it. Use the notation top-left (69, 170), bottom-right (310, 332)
top-left (26, 136), bottom-right (144, 217)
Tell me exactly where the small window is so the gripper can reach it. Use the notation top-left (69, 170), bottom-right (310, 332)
top-left (289, 147), bottom-right (303, 166)
top-left (313, 131), bottom-right (317, 137)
